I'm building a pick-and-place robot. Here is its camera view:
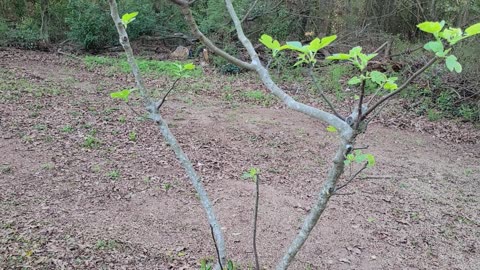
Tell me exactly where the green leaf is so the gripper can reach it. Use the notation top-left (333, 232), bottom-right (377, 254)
top-left (121, 12), bottom-right (139, 28)
top-left (423, 40), bottom-right (444, 53)
top-left (365, 53), bottom-right (378, 61)
top-left (320, 35), bottom-right (337, 47)
top-left (259, 34), bottom-right (281, 50)
top-left (347, 154), bottom-right (355, 161)
top-left (326, 53), bottom-right (351, 60)
top-left (227, 260), bottom-right (234, 270)
top-left (417, 21), bottom-right (443, 34)
top-left (349, 46), bottom-right (362, 57)
top-left (365, 154), bottom-right (376, 167)
top-left (348, 76), bottom-right (362, 85)
top-left (440, 27), bottom-right (463, 45)
top-left (354, 94), bottom-right (360, 100)
top-left (445, 55), bottom-right (462, 73)
top-left (465, 22), bottom-right (480, 36)
top-left (326, 125), bottom-right (337, 132)
top-left (369, 71), bottom-right (387, 85)
top-left (383, 81), bottom-right (398, 91)
top-left (183, 63), bottom-right (195, 70)
top-left (285, 41), bottom-right (308, 53)
top-left (308, 38), bottom-right (322, 52)
top-left (110, 89), bottom-right (134, 102)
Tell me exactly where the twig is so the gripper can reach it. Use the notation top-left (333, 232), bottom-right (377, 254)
top-left (335, 162), bottom-right (368, 193)
top-left (390, 44), bottom-right (423, 58)
top-left (373, 41), bottom-right (389, 54)
top-left (354, 74), bottom-right (367, 130)
top-left (353, 145), bottom-right (369, 150)
top-left (308, 67), bottom-right (344, 120)
top-left (126, 102), bottom-right (142, 117)
top-left (240, 0), bottom-right (259, 24)
top-left (210, 225), bottom-right (224, 270)
top-left (56, 48), bottom-right (82, 61)
top-left (157, 78), bottom-right (180, 110)
top-left (363, 56), bottom-right (438, 120)
top-left (253, 174), bottom-right (260, 270)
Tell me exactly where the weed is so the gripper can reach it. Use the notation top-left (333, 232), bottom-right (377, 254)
top-left (91, 164), bottom-right (101, 173)
top-left (33, 124), bottom-right (47, 131)
top-left (128, 131), bottom-right (137, 142)
top-left (83, 135), bottom-right (101, 148)
top-left (21, 135), bottom-right (33, 143)
top-left (61, 125), bottom-right (74, 133)
top-left (163, 182), bottom-right (172, 191)
top-left (107, 170), bottom-right (120, 180)
top-left (95, 239), bottom-right (118, 250)
top-left (0, 164), bottom-right (12, 174)
top-left (40, 163), bottom-right (54, 170)
top-left (118, 116), bottom-right (126, 123)
top-left (427, 108), bottom-right (442, 121)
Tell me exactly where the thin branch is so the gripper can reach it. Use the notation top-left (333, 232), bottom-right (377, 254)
top-left (354, 76), bottom-right (367, 130)
top-left (335, 162), bottom-right (368, 192)
top-left (126, 102), bottom-right (142, 117)
top-left (240, 0), bottom-right (259, 24)
top-left (210, 225), bottom-right (224, 270)
top-left (390, 44), bottom-right (423, 58)
top-left (308, 67), bottom-right (344, 120)
top-left (157, 78), bottom-right (180, 110)
top-left (170, 3), bottom-right (255, 71)
top-left (372, 41), bottom-right (389, 54)
top-left (363, 56), bottom-right (438, 120)
top-left (253, 174), bottom-right (260, 270)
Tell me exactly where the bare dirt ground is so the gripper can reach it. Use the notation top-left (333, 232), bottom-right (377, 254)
top-left (1, 48), bottom-right (479, 269)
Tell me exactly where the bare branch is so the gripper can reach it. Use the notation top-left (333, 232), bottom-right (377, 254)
top-left (157, 78), bottom-right (180, 111)
top-left (353, 75), bottom-right (367, 130)
top-left (363, 56), bottom-right (438, 120)
top-left (169, 3), bottom-right (255, 70)
top-left (253, 174), bottom-right (260, 270)
top-left (108, 1), bottom-right (227, 268)
top-left (240, 0), bottom-right (259, 24)
top-left (335, 162), bottom-right (368, 192)
top-left (223, 0), bottom-right (353, 138)
top-left (308, 67), bottom-right (344, 120)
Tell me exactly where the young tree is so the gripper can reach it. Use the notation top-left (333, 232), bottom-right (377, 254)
top-left (108, 0), bottom-right (479, 269)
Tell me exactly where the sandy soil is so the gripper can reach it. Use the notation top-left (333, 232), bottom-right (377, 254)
top-left (1, 48), bottom-right (479, 269)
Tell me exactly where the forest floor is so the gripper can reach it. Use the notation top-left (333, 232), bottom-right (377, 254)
top-left (0, 48), bottom-right (479, 270)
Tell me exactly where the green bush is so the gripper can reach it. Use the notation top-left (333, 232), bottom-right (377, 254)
top-left (8, 17), bottom-right (41, 49)
top-left (66, 0), bottom-right (117, 50)
top-left (66, 0), bottom-right (156, 50)
top-left (0, 19), bottom-right (8, 46)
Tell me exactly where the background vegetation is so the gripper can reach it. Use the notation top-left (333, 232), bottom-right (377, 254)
top-left (0, 0), bottom-right (478, 122)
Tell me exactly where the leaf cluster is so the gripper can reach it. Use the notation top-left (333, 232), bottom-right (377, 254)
top-left (259, 34), bottom-right (336, 66)
top-left (344, 150), bottom-right (375, 168)
top-left (418, 21), bottom-right (480, 73)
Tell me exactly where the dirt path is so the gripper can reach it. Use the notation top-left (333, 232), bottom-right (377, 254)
top-left (1, 49), bottom-right (479, 269)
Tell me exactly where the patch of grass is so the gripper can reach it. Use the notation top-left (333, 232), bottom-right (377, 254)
top-left (40, 163), bottom-right (54, 170)
top-left (163, 182), bottom-right (172, 191)
top-left (61, 125), bottom-right (74, 133)
top-left (95, 239), bottom-right (118, 250)
top-left (33, 124), bottom-right (47, 131)
top-left (1, 164), bottom-right (12, 174)
top-left (83, 135), bottom-right (101, 148)
top-left (242, 90), bottom-right (275, 106)
top-left (83, 55), bottom-right (202, 77)
top-left (427, 108), bottom-right (442, 121)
